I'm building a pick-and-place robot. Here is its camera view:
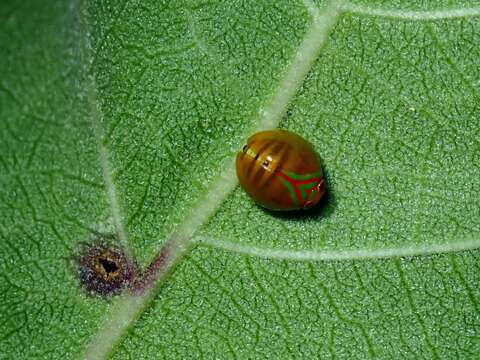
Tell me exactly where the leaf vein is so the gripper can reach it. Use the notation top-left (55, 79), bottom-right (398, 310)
top-left (197, 236), bottom-right (480, 262)
top-left (342, 3), bottom-right (480, 21)
top-left (244, 258), bottom-right (295, 357)
top-left (394, 259), bottom-right (440, 359)
top-left (78, 0), bottom-right (129, 248)
top-left (80, 1), bottom-right (342, 358)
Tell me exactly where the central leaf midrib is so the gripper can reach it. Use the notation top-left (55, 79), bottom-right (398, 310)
top-left (80, 1), bottom-right (342, 358)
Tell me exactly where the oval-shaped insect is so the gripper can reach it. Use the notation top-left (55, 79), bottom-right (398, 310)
top-left (236, 129), bottom-right (325, 211)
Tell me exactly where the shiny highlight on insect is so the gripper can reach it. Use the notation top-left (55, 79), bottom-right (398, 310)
top-left (236, 129), bottom-right (325, 211)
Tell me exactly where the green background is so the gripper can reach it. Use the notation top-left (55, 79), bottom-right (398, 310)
top-left (1, 0), bottom-right (479, 358)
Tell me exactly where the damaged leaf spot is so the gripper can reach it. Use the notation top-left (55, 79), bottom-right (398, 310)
top-left (95, 252), bottom-right (120, 280)
top-left (73, 237), bottom-right (137, 297)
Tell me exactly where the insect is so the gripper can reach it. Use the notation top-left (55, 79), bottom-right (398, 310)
top-left (236, 129), bottom-right (325, 211)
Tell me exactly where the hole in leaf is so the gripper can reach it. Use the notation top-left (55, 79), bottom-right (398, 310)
top-left (96, 254), bottom-right (120, 279)
top-left (73, 236), bottom-right (137, 297)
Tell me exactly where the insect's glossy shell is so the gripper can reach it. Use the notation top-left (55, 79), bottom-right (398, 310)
top-left (236, 129), bottom-right (325, 211)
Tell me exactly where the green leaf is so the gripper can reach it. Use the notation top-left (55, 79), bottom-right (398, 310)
top-left (1, 0), bottom-right (479, 359)
top-left (114, 248), bottom-right (480, 359)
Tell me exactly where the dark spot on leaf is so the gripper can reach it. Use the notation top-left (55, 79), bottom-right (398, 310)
top-left (98, 256), bottom-right (119, 275)
top-left (73, 236), bottom-right (136, 297)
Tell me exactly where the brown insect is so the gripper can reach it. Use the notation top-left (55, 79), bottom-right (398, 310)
top-left (236, 129), bottom-right (325, 211)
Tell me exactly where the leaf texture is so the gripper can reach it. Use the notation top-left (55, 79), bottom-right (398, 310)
top-left (1, 0), bottom-right (479, 359)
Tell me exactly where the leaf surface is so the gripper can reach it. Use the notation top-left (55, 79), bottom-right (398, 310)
top-left (1, 0), bottom-right (479, 359)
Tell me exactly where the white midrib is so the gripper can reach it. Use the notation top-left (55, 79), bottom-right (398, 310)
top-left (78, 0), bottom-right (129, 249)
top-left (87, 77), bottom-right (129, 248)
top-left (80, 1), bottom-right (341, 358)
top-left (197, 236), bottom-right (480, 262)
top-left (342, 3), bottom-right (480, 20)
top-left (80, 1), bottom-right (480, 359)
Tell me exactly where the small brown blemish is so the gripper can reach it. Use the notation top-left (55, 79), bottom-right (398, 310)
top-left (73, 238), bottom-right (136, 297)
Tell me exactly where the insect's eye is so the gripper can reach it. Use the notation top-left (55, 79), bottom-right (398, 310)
top-left (242, 145), bottom-right (248, 153)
